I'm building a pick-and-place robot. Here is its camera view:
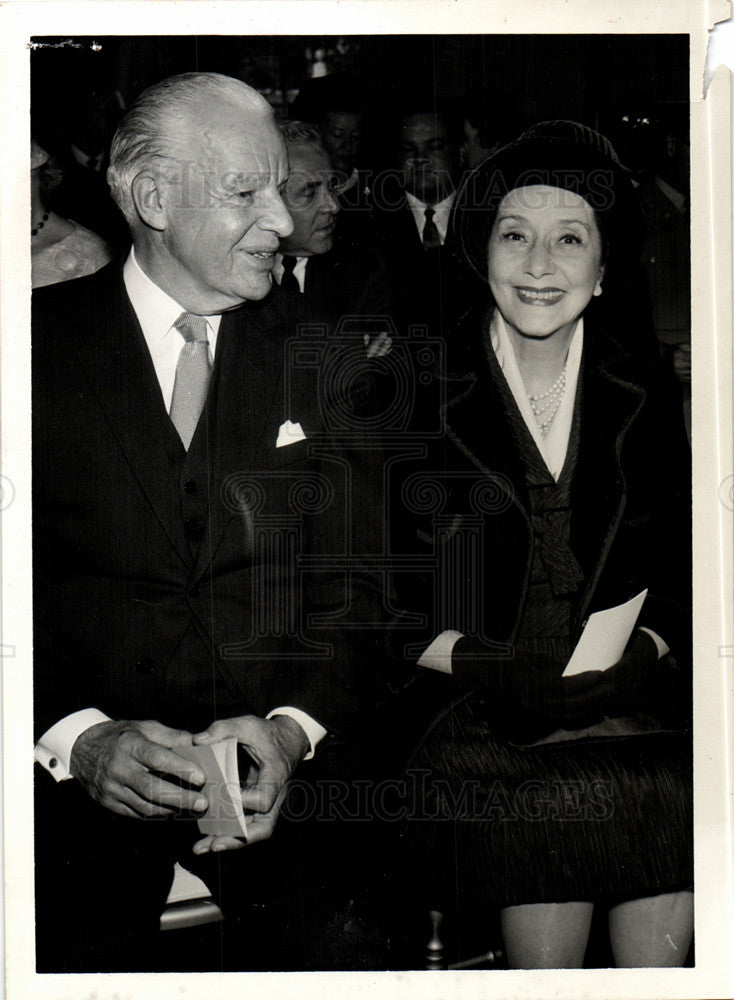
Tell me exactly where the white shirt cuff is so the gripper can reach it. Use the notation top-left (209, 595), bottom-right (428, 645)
top-left (638, 627), bottom-right (670, 659)
top-left (417, 630), bottom-right (465, 674)
top-left (266, 707), bottom-right (327, 761)
top-left (34, 708), bottom-right (112, 781)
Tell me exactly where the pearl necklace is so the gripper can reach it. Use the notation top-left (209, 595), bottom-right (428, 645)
top-left (527, 363), bottom-right (567, 437)
top-left (32, 212), bottom-right (49, 237)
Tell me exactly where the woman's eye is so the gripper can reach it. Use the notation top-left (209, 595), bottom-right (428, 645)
top-left (501, 230), bottom-right (526, 242)
top-left (560, 233), bottom-right (583, 245)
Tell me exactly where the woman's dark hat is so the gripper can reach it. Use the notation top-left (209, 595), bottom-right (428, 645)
top-left (452, 120), bottom-right (644, 285)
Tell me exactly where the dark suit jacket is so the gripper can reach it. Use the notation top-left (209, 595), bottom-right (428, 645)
top-left (32, 263), bottom-right (385, 741)
top-left (302, 243), bottom-right (392, 324)
top-left (372, 194), bottom-right (482, 339)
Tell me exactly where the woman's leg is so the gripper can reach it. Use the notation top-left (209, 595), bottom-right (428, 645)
top-left (608, 890), bottom-right (694, 967)
top-left (501, 901), bottom-right (594, 969)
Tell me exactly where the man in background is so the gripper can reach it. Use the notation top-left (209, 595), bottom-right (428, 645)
top-left (274, 119), bottom-right (392, 355)
top-left (373, 98), bottom-right (476, 340)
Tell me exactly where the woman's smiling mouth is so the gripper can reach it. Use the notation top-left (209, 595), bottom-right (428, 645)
top-left (514, 286), bottom-right (566, 305)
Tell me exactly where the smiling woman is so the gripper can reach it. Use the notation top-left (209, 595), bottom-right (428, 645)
top-left (398, 121), bottom-right (693, 969)
top-left (488, 186), bottom-right (604, 345)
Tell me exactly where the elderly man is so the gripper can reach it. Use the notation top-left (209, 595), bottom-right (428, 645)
top-left (273, 120), bottom-right (392, 356)
top-left (33, 72), bottom-right (384, 973)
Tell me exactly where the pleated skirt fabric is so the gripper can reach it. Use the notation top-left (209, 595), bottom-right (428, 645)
top-left (403, 696), bottom-right (693, 907)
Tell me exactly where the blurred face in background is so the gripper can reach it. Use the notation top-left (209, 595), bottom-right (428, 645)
top-left (280, 141), bottom-right (341, 256)
top-left (320, 110), bottom-right (363, 177)
top-left (400, 112), bottom-right (457, 205)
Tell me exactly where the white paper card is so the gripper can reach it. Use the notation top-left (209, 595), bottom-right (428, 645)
top-left (177, 737), bottom-right (248, 837)
top-left (562, 589), bottom-right (648, 677)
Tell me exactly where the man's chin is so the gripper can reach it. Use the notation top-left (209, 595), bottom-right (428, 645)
top-left (218, 273), bottom-right (274, 310)
top-left (239, 272), bottom-right (275, 302)
top-left (407, 183), bottom-right (441, 204)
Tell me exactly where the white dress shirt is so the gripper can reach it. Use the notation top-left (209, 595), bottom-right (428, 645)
top-left (418, 307), bottom-right (668, 672)
top-left (123, 246), bottom-right (221, 404)
top-left (35, 249), bottom-right (326, 780)
top-left (405, 190), bottom-right (455, 245)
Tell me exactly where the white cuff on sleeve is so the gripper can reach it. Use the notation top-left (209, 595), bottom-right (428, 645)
top-left (417, 629), bottom-right (465, 674)
top-left (266, 707), bottom-right (327, 761)
top-left (34, 708), bottom-right (111, 781)
top-left (638, 627), bottom-right (670, 659)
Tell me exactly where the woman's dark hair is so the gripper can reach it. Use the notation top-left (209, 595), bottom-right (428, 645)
top-left (452, 120), bottom-right (645, 289)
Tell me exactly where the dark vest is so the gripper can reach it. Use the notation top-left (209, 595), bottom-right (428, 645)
top-left (149, 348), bottom-right (254, 731)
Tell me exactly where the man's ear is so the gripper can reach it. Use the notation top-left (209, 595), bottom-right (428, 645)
top-left (130, 172), bottom-right (168, 232)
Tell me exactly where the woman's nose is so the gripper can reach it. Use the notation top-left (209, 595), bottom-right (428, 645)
top-left (525, 241), bottom-right (554, 278)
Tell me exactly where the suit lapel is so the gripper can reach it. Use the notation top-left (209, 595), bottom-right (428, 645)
top-left (72, 266), bottom-right (192, 566)
top-left (190, 294), bottom-right (288, 581)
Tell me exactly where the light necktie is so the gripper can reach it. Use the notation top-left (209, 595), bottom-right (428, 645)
top-left (422, 206), bottom-right (441, 249)
top-left (169, 312), bottom-right (212, 450)
top-left (280, 255), bottom-right (302, 294)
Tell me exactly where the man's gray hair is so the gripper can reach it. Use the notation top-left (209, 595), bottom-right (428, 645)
top-left (108, 72), bottom-right (271, 224)
top-left (280, 120), bottom-right (329, 156)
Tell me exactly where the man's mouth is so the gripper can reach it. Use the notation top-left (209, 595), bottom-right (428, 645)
top-left (515, 287), bottom-right (565, 305)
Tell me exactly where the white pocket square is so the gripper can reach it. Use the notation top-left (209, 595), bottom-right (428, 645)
top-left (276, 420), bottom-right (307, 448)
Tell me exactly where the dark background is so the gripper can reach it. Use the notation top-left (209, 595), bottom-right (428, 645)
top-left (30, 33), bottom-right (689, 141)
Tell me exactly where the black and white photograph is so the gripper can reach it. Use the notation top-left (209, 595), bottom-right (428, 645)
top-left (2, 3), bottom-right (732, 998)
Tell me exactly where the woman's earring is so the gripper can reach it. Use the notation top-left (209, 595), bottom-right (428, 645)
top-left (593, 278), bottom-right (603, 297)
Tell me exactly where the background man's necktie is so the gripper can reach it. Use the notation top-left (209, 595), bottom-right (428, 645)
top-left (422, 206), bottom-right (441, 249)
top-left (280, 255), bottom-right (301, 293)
top-left (169, 312), bottom-right (212, 449)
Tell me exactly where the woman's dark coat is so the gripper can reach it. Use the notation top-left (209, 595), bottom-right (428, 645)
top-left (387, 308), bottom-right (692, 738)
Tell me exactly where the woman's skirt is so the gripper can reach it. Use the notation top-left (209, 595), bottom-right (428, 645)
top-left (402, 696), bottom-right (693, 908)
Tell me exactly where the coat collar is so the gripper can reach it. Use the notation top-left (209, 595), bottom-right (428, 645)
top-left (441, 307), bottom-right (648, 622)
top-left (442, 306), bottom-right (646, 474)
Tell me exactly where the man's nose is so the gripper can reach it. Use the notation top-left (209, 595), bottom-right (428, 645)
top-left (262, 186), bottom-right (294, 238)
top-left (321, 187), bottom-right (341, 215)
top-left (525, 241), bottom-right (555, 278)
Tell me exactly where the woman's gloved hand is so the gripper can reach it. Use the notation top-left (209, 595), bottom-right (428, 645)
top-left (542, 630), bottom-right (661, 728)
